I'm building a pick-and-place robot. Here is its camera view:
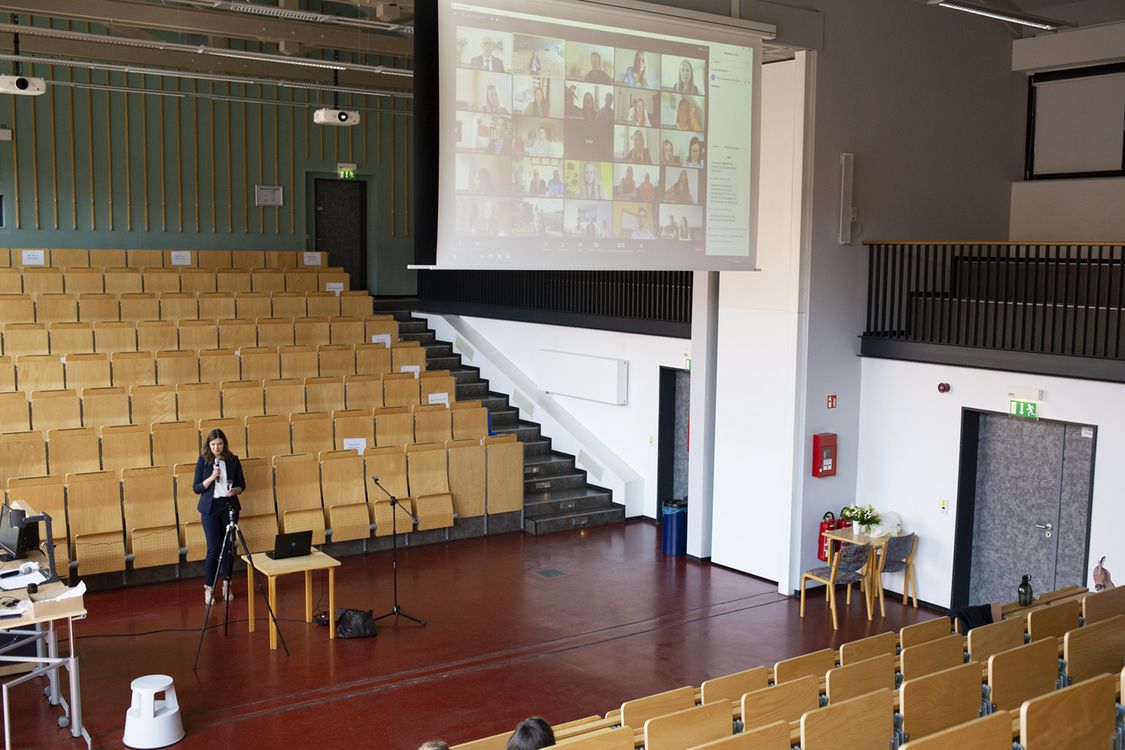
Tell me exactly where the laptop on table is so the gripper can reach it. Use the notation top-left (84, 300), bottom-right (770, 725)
top-left (264, 530), bottom-right (313, 560)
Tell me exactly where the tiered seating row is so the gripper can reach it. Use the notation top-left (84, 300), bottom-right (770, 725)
top-left (0, 248), bottom-right (327, 269)
top-left (0, 266), bottom-right (351, 297)
top-left (9, 436), bottom-right (525, 576)
top-left (0, 291), bottom-right (378, 324)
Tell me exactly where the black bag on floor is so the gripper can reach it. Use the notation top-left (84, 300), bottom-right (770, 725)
top-left (335, 608), bottom-right (377, 638)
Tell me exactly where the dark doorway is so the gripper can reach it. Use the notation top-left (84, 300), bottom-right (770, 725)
top-left (657, 367), bottom-right (690, 521)
top-left (951, 410), bottom-right (1096, 607)
top-left (314, 178), bottom-right (368, 291)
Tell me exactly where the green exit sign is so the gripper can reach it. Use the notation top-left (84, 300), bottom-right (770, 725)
top-left (336, 162), bottom-right (357, 180)
top-left (1010, 399), bottom-right (1039, 419)
top-left (338, 169), bottom-right (356, 179)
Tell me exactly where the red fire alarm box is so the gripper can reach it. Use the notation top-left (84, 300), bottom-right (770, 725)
top-left (812, 433), bottom-right (837, 478)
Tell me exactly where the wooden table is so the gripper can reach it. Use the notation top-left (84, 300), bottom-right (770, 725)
top-left (821, 527), bottom-right (892, 618)
top-left (242, 548), bottom-right (340, 650)
top-left (0, 566), bottom-right (89, 750)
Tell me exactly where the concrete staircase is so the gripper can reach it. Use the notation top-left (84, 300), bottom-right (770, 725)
top-left (374, 297), bottom-right (626, 535)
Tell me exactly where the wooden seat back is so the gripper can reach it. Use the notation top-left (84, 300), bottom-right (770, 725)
top-left (0, 430), bottom-right (47, 488)
top-left (900, 633), bottom-right (963, 681)
top-left (221, 380), bottom-right (265, 419)
top-left (6, 474), bottom-right (68, 555)
top-left (339, 291), bottom-right (371, 318)
top-left (1063, 613), bottom-right (1125, 683)
top-left (897, 711), bottom-right (1013, 750)
top-left (142, 268), bottom-right (180, 294)
top-left (156, 349), bottom-right (199, 385)
top-left (177, 382), bottom-right (222, 424)
top-left (217, 318), bottom-right (256, 350)
top-left (50, 322), bottom-right (95, 356)
top-left (136, 319), bottom-right (176, 351)
top-left (0, 391), bottom-right (30, 432)
top-left (263, 376), bottom-right (304, 416)
top-left (1082, 585), bottom-right (1125, 625)
top-left (111, 351), bottom-right (155, 388)
top-left (382, 373), bottom-right (421, 407)
top-left (130, 383), bottom-right (175, 425)
top-left (242, 347), bottom-right (281, 382)
top-left (272, 453), bottom-right (325, 544)
top-left (414, 404), bottom-right (452, 444)
top-left (6, 323), bottom-right (50, 357)
top-left (151, 420), bottom-right (199, 467)
top-left (391, 342), bottom-right (427, 373)
top-left (121, 465), bottom-right (179, 567)
top-left (64, 352), bottom-right (111, 390)
top-left (65, 469), bottom-right (125, 574)
top-left (180, 269), bottom-right (216, 294)
top-left (1019, 673), bottom-right (1116, 749)
top-left (104, 267), bottom-right (142, 294)
top-left (355, 343), bottom-right (392, 376)
top-left (317, 344), bottom-right (355, 378)
top-left (198, 292), bottom-right (235, 321)
top-left (800, 687), bottom-right (892, 750)
top-left (644, 700), bottom-right (731, 750)
top-left (258, 317), bottom-right (295, 348)
top-left (740, 674), bottom-right (819, 731)
top-left (47, 427), bottom-right (101, 476)
top-left (237, 456), bottom-right (278, 553)
top-left (364, 316), bottom-right (398, 343)
top-left (160, 293), bottom-right (199, 322)
top-left (271, 292), bottom-right (308, 319)
top-left (619, 685), bottom-right (695, 733)
top-left (291, 411), bottom-right (333, 455)
top-left (285, 269), bottom-right (318, 293)
top-left (364, 446), bottom-right (409, 499)
top-left (825, 653), bottom-right (895, 703)
top-left (319, 449), bottom-right (370, 542)
top-left (101, 424), bottom-right (152, 474)
top-left (1026, 598), bottom-right (1080, 641)
top-left (900, 616), bottom-right (952, 649)
top-left (305, 375), bottom-right (344, 413)
top-left (406, 444), bottom-right (454, 530)
top-left (0, 294), bottom-right (35, 323)
top-left (32, 389), bottom-right (82, 431)
top-left (332, 409), bottom-right (374, 452)
top-left (23, 267), bottom-right (64, 295)
top-left (177, 319), bottom-right (217, 350)
top-left (966, 616), bottom-right (1026, 662)
top-left (839, 630), bottom-right (897, 665)
top-left (485, 435), bottom-right (523, 514)
top-left (688, 721), bottom-right (789, 750)
top-left (83, 297), bottom-right (124, 326)
top-left (294, 317), bottom-right (330, 347)
top-left (987, 636), bottom-right (1059, 710)
top-left (700, 667), bottom-right (769, 705)
top-left (0, 356), bottom-right (11, 393)
top-left (251, 268), bottom-right (285, 294)
top-left (217, 269), bottom-right (252, 295)
top-left (548, 726), bottom-right (633, 750)
top-left (420, 372), bottom-right (457, 406)
top-left (279, 344), bottom-right (317, 379)
top-left (307, 291), bottom-right (341, 318)
top-left (38, 293), bottom-right (79, 324)
top-left (344, 374), bottom-right (382, 411)
top-left (900, 661), bottom-right (982, 742)
top-left (774, 647), bottom-right (835, 684)
top-left (446, 439), bottom-right (486, 519)
top-left (199, 348), bottom-right (241, 384)
top-left (19, 354), bottom-right (65, 391)
top-left (375, 406), bottom-right (414, 448)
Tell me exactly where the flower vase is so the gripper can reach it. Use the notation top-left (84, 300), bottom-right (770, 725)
top-left (858, 523), bottom-right (873, 536)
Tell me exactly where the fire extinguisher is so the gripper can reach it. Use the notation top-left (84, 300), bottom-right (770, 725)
top-left (836, 511), bottom-right (853, 533)
top-left (818, 512), bottom-right (836, 562)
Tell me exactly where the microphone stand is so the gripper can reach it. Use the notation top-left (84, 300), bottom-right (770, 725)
top-left (369, 476), bottom-right (425, 625)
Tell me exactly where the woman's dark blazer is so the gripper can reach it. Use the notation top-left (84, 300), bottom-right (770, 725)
top-left (193, 454), bottom-right (246, 514)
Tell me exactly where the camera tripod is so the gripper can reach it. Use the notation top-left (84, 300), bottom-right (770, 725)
top-left (369, 477), bottom-right (425, 625)
top-left (193, 506), bottom-right (288, 670)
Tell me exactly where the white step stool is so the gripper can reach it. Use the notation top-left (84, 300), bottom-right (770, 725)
top-left (122, 674), bottom-right (185, 749)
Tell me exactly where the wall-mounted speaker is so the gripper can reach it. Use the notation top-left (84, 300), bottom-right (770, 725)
top-left (838, 152), bottom-right (855, 245)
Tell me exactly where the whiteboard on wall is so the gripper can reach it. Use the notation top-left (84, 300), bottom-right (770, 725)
top-left (537, 350), bottom-right (628, 405)
top-left (1033, 73), bottom-right (1125, 175)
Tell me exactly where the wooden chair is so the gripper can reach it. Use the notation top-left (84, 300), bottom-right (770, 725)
top-left (130, 384), bottom-right (177, 425)
top-left (120, 293), bottom-right (159, 323)
top-left (151, 420), bottom-right (199, 467)
top-left (775, 647), bottom-right (836, 684)
top-left (178, 319), bottom-right (218, 350)
top-left (245, 414), bottom-right (291, 459)
top-left (374, 406), bottom-right (414, 448)
top-left (355, 343), bottom-right (392, 376)
top-left (485, 435), bottom-right (524, 515)
top-left (199, 348), bottom-right (241, 384)
top-left (64, 352), bottom-right (111, 391)
top-left (800, 688), bottom-right (893, 750)
top-left (839, 631), bottom-right (897, 665)
top-left (317, 269), bottom-right (350, 292)
top-left (236, 456), bottom-right (278, 553)
top-left (317, 344), bottom-right (355, 378)
top-left (0, 431), bottom-right (47, 489)
top-left (799, 542), bottom-right (871, 630)
top-left (104, 267), bottom-right (142, 295)
top-left (143, 268), bottom-right (181, 294)
top-left (740, 675), bottom-right (820, 732)
top-left (364, 446), bottom-right (413, 537)
top-left (382, 372), bottom-right (421, 407)
top-left (900, 661), bottom-right (982, 743)
top-left (548, 726), bottom-right (634, 749)
top-left (1026, 598), bottom-right (1080, 641)
top-left (82, 386), bottom-right (131, 427)
top-left (198, 292), bottom-right (236, 321)
top-left (420, 371), bottom-right (457, 405)
top-left (37, 293), bottom-right (79, 323)
top-left (234, 292), bottom-right (272, 320)
top-left (251, 268), bottom-right (286, 294)
top-left (23, 267), bottom-right (64, 295)
top-left (1019, 673), bottom-right (1117, 749)
top-left (66, 469), bottom-right (126, 575)
top-left (307, 291), bottom-right (342, 318)
top-left (50, 322), bottom-right (95, 354)
top-left (18, 355), bottom-right (66, 391)
top-left (270, 291), bottom-right (307, 320)
top-left (987, 636), bottom-right (1059, 711)
top-left (1082, 585), bottom-right (1125, 625)
top-left (126, 249), bottom-right (163, 269)
top-left (329, 316), bottom-right (364, 345)
top-left (644, 701), bottom-right (732, 750)
top-left (825, 653), bottom-right (895, 703)
top-left (273, 453), bottom-right (326, 544)
top-left (121, 466), bottom-right (180, 567)
top-left (279, 345), bottom-right (317, 380)
top-left (243, 347), bottom-right (282, 383)
top-left (0, 294), bottom-right (35, 323)
top-left (291, 411), bottom-right (333, 456)
top-left (47, 427), bottom-right (101, 476)
top-left (688, 721), bottom-right (789, 750)
top-left (446, 438), bottom-right (486, 519)
top-left (405, 444), bottom-right (455, 530)
top-left (700, 667), bottom-right (769, 706)
top-left (364, 316), bottom-right (398, 343)
top-left (80, 294), bottom-right (122, 324)
top-left (344, 374), bottom-right (382, 411)
top-left (197, 251), bottom-right (232, 270)
top-left (217, 268), bottom-right (253, 295)
top-left (159, 292), bottom-right (199, 322)
top-left (179, 268), bottom-right (216, 294)
top-left (391, 341), bottom-right (427, 373)
top-left (294, 316), bottom-right (330, 347)
top-left (31, 389), bottom-right (82, 431)
top-left (0, 268), bottom-right (18, 294)
top-left (0, 391), bottom-right (30, 432)
top-left (112, 352), bottom-right (156, 388)
top-left (966, 616), bottom-right (1026, 663)
top-left (318, 449), bottom-right (370, 542)
top-left (177, 382), bottom-right (222, 424)
top-left (156, 349), bottom-right (199, 385)
top-left (222, 380), bottom-right (265, 419)
top-left (900, 616), bottom-right (953, 649)
top-left (0, 355), bottom-right (12, 393)
top-left (339, 291), bottom-right (372, 317)
top-left (89, 250), bottom-right (126, 269)
top-left (48, 249), bottom-right (89, 268)
top-left (284, 269), bottom-right (318, 293)
top-left (263, 377), bottom-right (304, 416)
top-left (217, 318), bottom-right (257, 350)
top-left (101, 424), bottom-right (152, 475)
top-left (305, 376), bottom-right (345, 413)
top-left (64, 267), bottom-right (104, 295)
top-left (898, 711), bottom-right (1013, 750)
top-left (258, 317), bottom-right (295, 348)
top-left (619, 685), bottom-right (695, 734)
top-left (173, 463), bottom-right (205, 560)
top-left (93, 322), bottom-right (136, 353)
top-left (333, 409), bottom-right (375, 453)
top-left (900, 633), bottom-right (964, 681)
top-left (414, 404), bottom-right (453, 444)
top-left (6, 474), bottom-right (69, 569)
top-left (6, 323), bottom-right (50, 357)
top-left (1063, 613), bottom-right (1125, 684)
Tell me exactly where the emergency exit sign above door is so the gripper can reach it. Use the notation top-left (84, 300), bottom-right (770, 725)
top-left (1009, 399), bottom-right (1040, 420)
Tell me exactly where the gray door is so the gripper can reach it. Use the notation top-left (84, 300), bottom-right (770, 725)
top-left (314, 178), bottom-right (367, 290)
top-left (968, 415), bottom-right (1095, 604)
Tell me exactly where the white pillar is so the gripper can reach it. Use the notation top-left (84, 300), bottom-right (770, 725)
top-left (687, 271), bottom-right (719, 559)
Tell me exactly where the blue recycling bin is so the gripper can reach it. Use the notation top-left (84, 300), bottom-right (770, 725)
top-left (661, 500), bottom-right (688, 556)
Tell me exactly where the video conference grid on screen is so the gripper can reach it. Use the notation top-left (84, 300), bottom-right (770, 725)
top-left (444, 1), bottom-right (756, 268)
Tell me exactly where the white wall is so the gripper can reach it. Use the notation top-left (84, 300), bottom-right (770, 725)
top-left (1011, 178), bottom-right (1125, 240)
top-left (856, 357), bottom-right (1125, 608)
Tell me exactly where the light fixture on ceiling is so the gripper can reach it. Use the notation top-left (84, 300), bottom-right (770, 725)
top-left (926, 0), bottom-right (1070, 31)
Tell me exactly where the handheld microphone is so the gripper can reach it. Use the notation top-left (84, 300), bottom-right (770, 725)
top-left (370, 475), bottom-right (379, 482)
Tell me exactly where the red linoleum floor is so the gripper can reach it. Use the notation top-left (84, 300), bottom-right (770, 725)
top-left (12, 521), bottom-right (939, 750)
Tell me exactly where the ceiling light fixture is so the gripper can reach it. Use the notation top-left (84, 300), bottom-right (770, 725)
top-left (926, 0), bottom-right (1068, 31)
top-left (0, 22), bottom-right (413, 77)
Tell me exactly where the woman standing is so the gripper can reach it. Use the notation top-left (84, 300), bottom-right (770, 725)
top-left (194, 429), bottom-right (246, 605)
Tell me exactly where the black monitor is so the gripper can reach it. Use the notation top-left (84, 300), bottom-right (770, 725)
top-left (0, 504), bottom-right (40, 560)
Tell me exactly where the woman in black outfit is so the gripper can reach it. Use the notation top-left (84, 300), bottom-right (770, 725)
top-left (193, 428), bottom-right (246, 605)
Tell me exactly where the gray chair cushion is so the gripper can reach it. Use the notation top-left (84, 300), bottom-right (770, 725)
top-left (883, 533), bottom-right (916, 563)
top-left (804, 566), bottom-right (864, 585)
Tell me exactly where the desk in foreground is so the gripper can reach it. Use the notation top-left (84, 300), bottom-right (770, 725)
top-left (241, 549), bottom-right (340, 650)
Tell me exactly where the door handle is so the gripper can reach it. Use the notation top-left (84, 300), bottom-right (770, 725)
top-left (1034, 523), bottom-right (1052, 530)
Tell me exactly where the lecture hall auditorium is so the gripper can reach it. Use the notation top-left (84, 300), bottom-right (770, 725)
top-left (4, 1), bottom-right (1125, 749)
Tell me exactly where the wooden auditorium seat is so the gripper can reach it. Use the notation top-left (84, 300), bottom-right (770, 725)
top-left (344, 374), bottom-right (383, 411)
top-left (159, 292), bottom-right (198, 321)
top-left (151, 420), bottom-right (198, 467)
top-left (200, 348), bottom-right (241, 384)
top-left (405, 444), bottom-right (455, 530)
top-left (65, 352), bottom-right (111, 390)
top-left (31, 389), bottom-right (82, 431)
top-left (900, 633), bottom-right (964, 681)
top-left (690, 721), bottom-right (790, 750)
top-left (272, 453), bottom-right (326, 544)
top-left (307, 291), bottom-right (341, 318)
top-left (391, 341), bottom-right (427, 373)
top-left (774, 648), bottom-right (836, 684)
top-left (121, 293), bottom-right (159, 322)
top-left (242, 347), bottom-right (281, 382)
top-left (137, 319), bottom-right (176, 351)
top-left (445, 438), bottom-right (486, 519)
top-left (80, 294), bottom-right (121, 324)
top-left (329, 315), bottom-right (364, 345)
top-left (177, 319), bottom-right (218, 350)
top-left (382, 372), bottom-right (420, 408)
top-left (0, 356), bottom-right (14, 392)
top-left (46, 427), bottom-right (101, 476)
top-left (5, 474), bottom-right (69, 569)
top-left (1063, 613), bottom-right (1125, 684)
top-left (364, 446), bottom-right (413, 537)
top-left (619, 686), bottom-right (695, 736)
top-left (355, 342), bottom-right (392, 376)
top-left (156, 349), bottom-right (199, 384)
top-left (19, 355), bottom-right (66, 391)
top-left (177, 382), bottom-right (222, 424)
top-left (199, 292), bottom-right (235, 320)
top-left (0, 294), bottom-right (35, 322)
top-left (258, 317), bottom-right (294, 348)
top-left (245, 414), bottom-right (291, 458)
top-left (112, 352), bottom-right (156, 387)
top-left (64, 267), bottom-right (104, 294)
top-left (236, 291), bottom-right (271, 319)
top-left (966, 616), bottom-right (1026, 663)
top-left (420, 371), bottom-right (457, 405)
top-left (218, 318), bottom-right (256, 350)
top-left (414, 404), bottom-right (452, 444)
top-left (1019, 673), bottom-right (1116, 749)
top-left (0, 430), bottom-right (47, 488)
top-left (264, 377), bottom-right (304, 416)
top-left (740, 675), bottom-right (819, 733)
top-left (251, 268), bottom-right (285, 294)
top-left (22, 267), bottom-right (64, 295)
top-left (839, 630), bottom-right (897, 665)
top-left (452, 403), bottom-right (489, 441)
top-left (37, 293), bottom-right (79, 323)
top-left (6, 324), bottom-right (51, 357)
top-left (799, 688), bottom-right (893, 750)
top-left (333, 409), bottom-right (374, 452)
top-left (180, 268), bottom-right (216, 294)
top-left (699, 666), bottom-right (769, 706)
top-left (305, 375), bottom-right (344, 413)
top-left (51, 322), bottom-right (94, 354)
top-left (825, 653), bottom-right (895, 703)
top-left (0, 391), bottom-right (30, 432)
top-left (484, 435), bottom-right (523, 514)
top-left (1082, 585), bottom-right (1125, 625)
top-left (101, 424), bottom-right (152, 474)
top-left (83, 387), bottom-right (131, 429)
top-left (900, 616), bottom-right (953, 649)
top-left (290, 411), bottom-right (333, 455)
top-left (644, 701), bottom-right (732, 750)
top-left (173, 462), bottom-right (206, 560)
top-left (93, 321), bottom-right (136, 352)
top-left (898, 711), bottom-right (1013, 750)
top-left (235, 456), bottom-right (278, 553)
top-left (104, 267), bottom-right (142, 295)
top-left (130, 384), bottom-right (176, 425)
top-left (66, 469), bottom-right (126, 574)
top-left (294, 316), bottom-right (330, 347)
top-left (222, 380), bottom-right (265, 418)
top-left (374, 406), bottom-right (413, 448)
top-left (271, 291), bottom-right (307, 319)
top-left (121, 466), bottom-right (180, 568)
top-left (142, 268), bottom-right (181, 294)
top-left (319, 449), bottom-right (370, 542)
top-left (1026, 597), bottom-right (1080, 641)
top-left (317, 344), bottom-right (355, 378)
top-left (986, 635), bottom-right (1059, 711)
top-left (899, 661), bottom-right (981, 744)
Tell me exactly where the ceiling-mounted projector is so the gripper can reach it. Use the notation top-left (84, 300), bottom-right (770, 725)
top-left (0, 75), bottom-right (46, 96)
top-left (313, 107), bottom-right (360, 126)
